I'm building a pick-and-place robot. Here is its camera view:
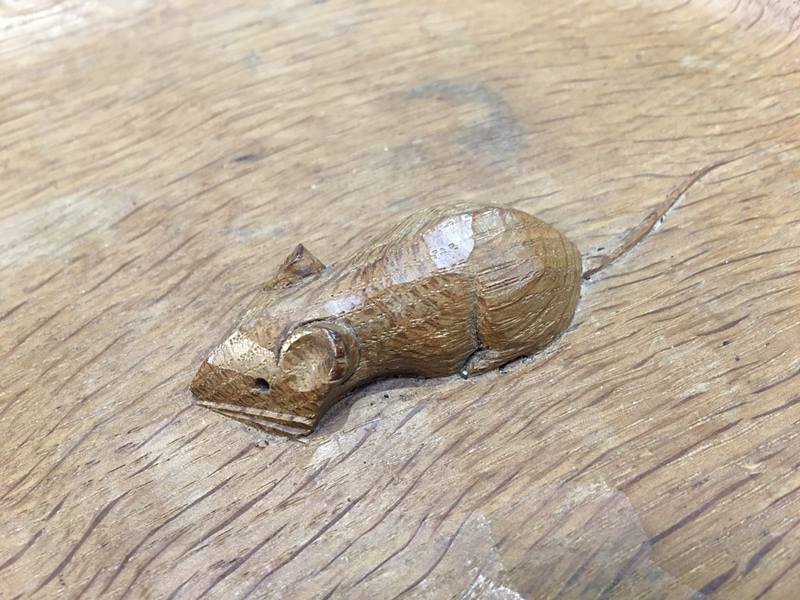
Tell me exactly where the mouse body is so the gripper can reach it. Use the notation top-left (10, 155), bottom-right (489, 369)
top-left (191, 203), bottom-right (582, 436)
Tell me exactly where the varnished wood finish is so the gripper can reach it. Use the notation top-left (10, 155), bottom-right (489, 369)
top-left (2, 0), bottom-right (800, 598)
top-left (192, 204), bottom-right (581, 436)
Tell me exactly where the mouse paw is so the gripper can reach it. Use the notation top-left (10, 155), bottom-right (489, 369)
top-left (460, 348), bottom-right (509, 378)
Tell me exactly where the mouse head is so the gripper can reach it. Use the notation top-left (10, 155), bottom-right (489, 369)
top-left (190, 245), bottom-right (360, 437)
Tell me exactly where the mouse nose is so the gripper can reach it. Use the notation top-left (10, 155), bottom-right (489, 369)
top-left (190, 360), bottom-right (227, 404)
top-left (191, 354), bottom-right (277, 411)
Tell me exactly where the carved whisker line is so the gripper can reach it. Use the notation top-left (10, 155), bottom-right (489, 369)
top-left (194, 400), bottom-right (315, 426)
top-left (198, 402), bottom-right (314, 438)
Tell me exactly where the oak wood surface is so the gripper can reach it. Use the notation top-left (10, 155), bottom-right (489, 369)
top-left (1, 0), bottom-right (799, 598)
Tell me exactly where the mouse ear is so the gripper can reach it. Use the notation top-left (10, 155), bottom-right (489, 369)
top-left (278, 322), bottom-right (359, 392)
top-left (268, 244), bottom-right (325, 289)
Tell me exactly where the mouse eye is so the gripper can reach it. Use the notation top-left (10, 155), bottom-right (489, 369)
top-left (252, 378), bottom-right (270, 394)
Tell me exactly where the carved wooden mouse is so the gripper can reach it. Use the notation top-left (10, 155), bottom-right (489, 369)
top-left (190, 203), bottom-right (582, 437)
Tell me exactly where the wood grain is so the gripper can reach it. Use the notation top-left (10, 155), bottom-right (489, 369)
top-left (1, 0), bottom-right (799, 597)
